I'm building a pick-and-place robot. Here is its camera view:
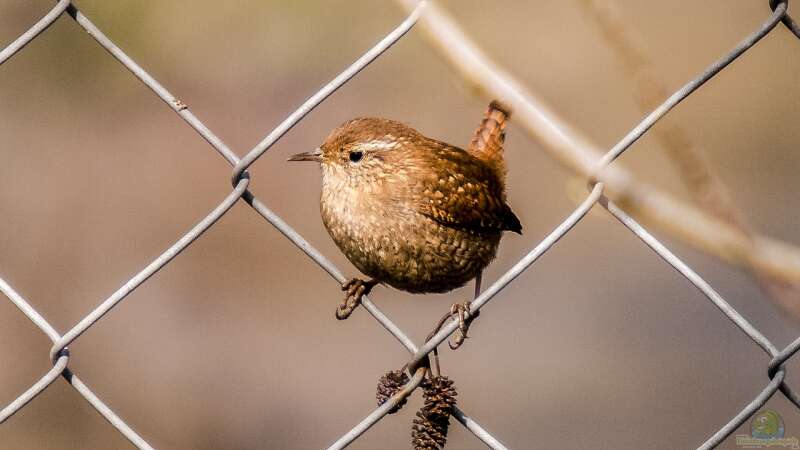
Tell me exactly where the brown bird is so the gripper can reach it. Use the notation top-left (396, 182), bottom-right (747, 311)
top-left (289, 101), bottom-right (520, 346)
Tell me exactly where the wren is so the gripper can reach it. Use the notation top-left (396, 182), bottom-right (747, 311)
top-left (289, 101), bottom-right (520, 346)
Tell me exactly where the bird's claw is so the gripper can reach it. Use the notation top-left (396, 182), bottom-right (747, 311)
top-left (336, 278), bottom-right (376, 320)
top-left (448, 301), bottom-right (479, 350)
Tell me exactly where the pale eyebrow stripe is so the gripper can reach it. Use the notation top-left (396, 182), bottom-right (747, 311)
top-left (355, 139), bottom-right (400, 152)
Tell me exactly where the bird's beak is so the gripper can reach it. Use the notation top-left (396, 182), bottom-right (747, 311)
top-left (288, 148), bottom-right (322, 162)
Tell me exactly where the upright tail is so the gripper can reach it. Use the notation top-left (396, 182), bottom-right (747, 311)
top-left (467, 100), bottom-right (512, 179)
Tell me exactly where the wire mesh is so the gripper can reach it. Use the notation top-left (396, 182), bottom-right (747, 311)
top-left (0, 1), bottom-right (798, 449)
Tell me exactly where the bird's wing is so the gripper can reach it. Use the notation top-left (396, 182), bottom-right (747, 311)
top-left (409, 142), bottom-right (521, 234)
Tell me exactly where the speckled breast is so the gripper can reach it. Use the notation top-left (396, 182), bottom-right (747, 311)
top-left (321, 189), bottom-right (500, 294)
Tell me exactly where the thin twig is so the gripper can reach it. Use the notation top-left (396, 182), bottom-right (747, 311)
top-left (584, 0), bottom-right (800, 319)
top-left (393, 0), bottom-right (800, 285)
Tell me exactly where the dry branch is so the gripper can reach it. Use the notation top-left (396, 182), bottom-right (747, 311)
top-left (584, 0), bottom-right (800, 319)
top-left (394, 0), bottom-right (800, 287)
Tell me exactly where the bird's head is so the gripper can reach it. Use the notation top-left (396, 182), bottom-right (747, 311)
top-left (288, 118), bottom-right (422, 183)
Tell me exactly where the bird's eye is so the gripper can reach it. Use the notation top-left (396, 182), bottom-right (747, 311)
top-left (349, 151), bottom-right (364, 163)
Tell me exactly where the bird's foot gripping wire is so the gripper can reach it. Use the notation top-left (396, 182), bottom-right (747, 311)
top-left (427, 301), bottom-right (480, 351)
top-left (336, 278), bottom-right (377, 320)
top-left (447, 301), bottom-right (479, 350)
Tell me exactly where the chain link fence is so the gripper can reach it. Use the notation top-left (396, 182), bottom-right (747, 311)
top-left (1, 1), bottom-right (799, 449)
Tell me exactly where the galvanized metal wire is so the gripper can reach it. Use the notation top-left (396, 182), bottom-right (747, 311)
top-left (0, 1), bottom-right (798, 449)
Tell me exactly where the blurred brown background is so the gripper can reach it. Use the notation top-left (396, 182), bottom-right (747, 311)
top-left (1, 0), bottom-right (799, 449)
